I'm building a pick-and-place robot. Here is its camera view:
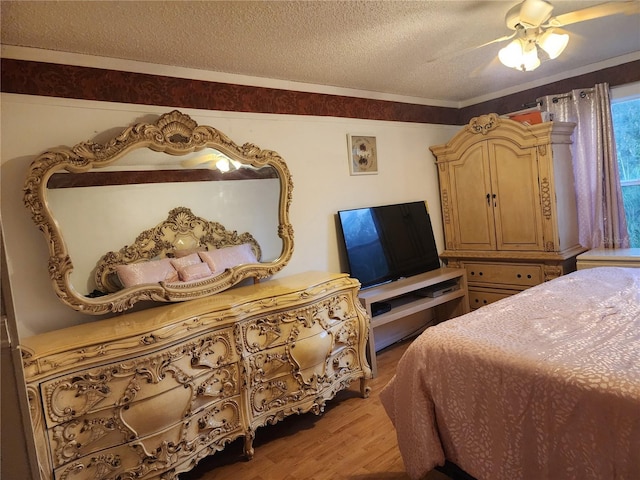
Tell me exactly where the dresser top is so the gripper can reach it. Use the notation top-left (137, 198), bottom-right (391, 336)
top-left (21, 271), bottom-right (352, 363)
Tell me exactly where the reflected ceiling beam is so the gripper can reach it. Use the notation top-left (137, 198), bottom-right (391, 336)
top-left (48, 167), bottom-right (278, 189)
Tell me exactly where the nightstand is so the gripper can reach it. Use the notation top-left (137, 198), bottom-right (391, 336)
top-left (576, 248), bottom-right (640, 270)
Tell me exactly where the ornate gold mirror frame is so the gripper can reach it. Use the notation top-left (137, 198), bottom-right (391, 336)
top-left (24, 110), bottom-right (294, 314)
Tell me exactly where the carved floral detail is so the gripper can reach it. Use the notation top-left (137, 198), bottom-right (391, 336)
top-left (196, 366), bottom-right (238, 399)
top-left (249, 351), bottom-right (290, 385)
top-left (467, 113), bottom-right (500, 135)
top-left (337, 320), bottom-right (358, 344)
top-left (51, 417), bottom-right (124, 466)
top-left (58, 454), bottom-right (121, 480)
top-left (540, 177), bottom-right (552, 220)
top-left (441, 189), bottom-right (450, 224)
top-left (544, 265), bottom-right (562, 281)
top-left (189, 332), bottom-right (234, 369)
top-left (251, 379), bottom-right (290, 413)
top-left (197, 399), bottom-right (241, 435)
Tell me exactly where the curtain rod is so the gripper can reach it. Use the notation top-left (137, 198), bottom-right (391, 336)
top-left (524, 87), bottom-right (596, 109)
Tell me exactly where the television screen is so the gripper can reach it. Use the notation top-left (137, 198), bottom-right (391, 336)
top-left (337, 201), bottom-right (441, 288)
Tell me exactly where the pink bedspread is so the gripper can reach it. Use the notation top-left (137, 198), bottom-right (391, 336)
top-left (380, 267), bottom-right (640, 480)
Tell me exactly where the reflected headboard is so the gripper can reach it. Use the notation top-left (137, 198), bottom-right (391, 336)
top-left (95, 206), bottom-right (262, 294)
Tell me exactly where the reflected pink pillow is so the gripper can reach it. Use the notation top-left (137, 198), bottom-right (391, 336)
top-left (170, 252), bottom-right (202, 270)
top-left (177, 262), bottom-right (213, 282)
top-left (199, 244), bottom-right (257, 274)
top-left (116, 258), bottom-right (179, 288)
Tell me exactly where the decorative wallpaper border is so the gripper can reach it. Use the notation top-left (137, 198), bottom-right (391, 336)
top-left (0, 58), bottom-right (458, 125)
top-left (2, 58), bottom-right (638, 126)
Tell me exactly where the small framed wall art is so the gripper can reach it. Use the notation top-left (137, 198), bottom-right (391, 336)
top-left (347, 134), bottom-right (378, 175)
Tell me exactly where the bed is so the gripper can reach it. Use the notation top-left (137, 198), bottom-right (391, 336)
top-left (380, 267), bottom-right (640, 480)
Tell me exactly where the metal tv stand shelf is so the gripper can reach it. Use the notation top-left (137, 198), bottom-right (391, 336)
top-left (358, 267), bottom-right (470, 376)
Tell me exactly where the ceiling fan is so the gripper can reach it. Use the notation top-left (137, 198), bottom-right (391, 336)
top-left (453, 0), bottom-right (640, 72)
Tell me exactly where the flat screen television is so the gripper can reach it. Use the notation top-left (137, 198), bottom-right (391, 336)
top-left (337, 201), bottom-right (441, 289)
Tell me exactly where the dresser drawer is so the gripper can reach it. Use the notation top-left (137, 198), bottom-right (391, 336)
top-left (40, 327), bottom-right (238, 428)
top-left (52, 395), bottom-right (243, 480)
top-left (246, 326), bottom-right (332, 385)
top-left (240, 293), bottom-right (355, 353)
top-left (245, 317), bottom-right (365, 418)
top-left (463, 262), bottom-right (543, 288)
top-left (47, 362), bottom-right (241, 467)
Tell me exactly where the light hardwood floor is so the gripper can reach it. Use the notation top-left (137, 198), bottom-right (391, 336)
top-left (180, 339), bottom-right (452, 480)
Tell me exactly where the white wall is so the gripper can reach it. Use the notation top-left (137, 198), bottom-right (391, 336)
top-left (1, 93), bottom-right (459, 339)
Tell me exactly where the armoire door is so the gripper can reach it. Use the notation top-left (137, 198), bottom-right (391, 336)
top-left (488, 140), bottom-right (544, 251)
top-left (447, 142), bottom-right (497, 251)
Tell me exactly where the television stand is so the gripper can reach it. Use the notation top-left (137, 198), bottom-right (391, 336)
top-left (358, 267), bottom-right (470, 376)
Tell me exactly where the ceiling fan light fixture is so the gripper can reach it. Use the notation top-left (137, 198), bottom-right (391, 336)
top-left (521, 45), bottom-right (541, 71)
top-left (498, 39), bottom-right (525, 68)
top-left (499, 38), bottom-right (541, 71)
top-left (538, 29), bottom-right (569, 59)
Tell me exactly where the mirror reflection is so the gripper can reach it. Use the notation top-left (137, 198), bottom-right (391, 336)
top-left (25, 110), bottom-right (294, 314)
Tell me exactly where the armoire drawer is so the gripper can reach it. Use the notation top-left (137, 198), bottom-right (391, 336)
top-left (468, 288), bottom-right (515, 309)
top-left (463, 262), bottom-right (543, 288)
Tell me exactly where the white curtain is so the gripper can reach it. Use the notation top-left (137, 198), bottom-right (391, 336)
top-left (538, 83), bottom-right (630, 249)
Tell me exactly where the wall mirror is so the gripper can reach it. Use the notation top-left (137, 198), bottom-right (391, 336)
top-left (24, 110), bottom-right (294, 314)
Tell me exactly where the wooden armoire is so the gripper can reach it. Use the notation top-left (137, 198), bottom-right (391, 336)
top-left (430, 113), bottom-right (586, 309)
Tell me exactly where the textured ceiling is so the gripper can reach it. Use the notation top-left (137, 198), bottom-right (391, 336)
top-left (2, 1), bottom-right (639, 105)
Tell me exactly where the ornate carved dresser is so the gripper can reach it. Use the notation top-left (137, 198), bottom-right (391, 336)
top-left (19, 111), bottom-right (371, 479)
top-left (21, 271), bottom-right (370, 480)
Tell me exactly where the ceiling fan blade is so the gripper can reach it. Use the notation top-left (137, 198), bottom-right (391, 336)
top-left (426, 32), bottom-right (516, 63)
top-left (546, 1), bottom-right (640, 27)
top-left (519, 0), bottom-right (554, 28)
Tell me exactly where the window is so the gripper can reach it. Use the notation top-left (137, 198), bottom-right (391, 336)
top-left (612, 83), bottom-right (640, 248)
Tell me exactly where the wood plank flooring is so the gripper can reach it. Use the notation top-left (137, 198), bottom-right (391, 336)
top-left (180, 339), bottom-right (452, 480)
